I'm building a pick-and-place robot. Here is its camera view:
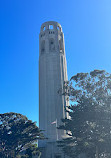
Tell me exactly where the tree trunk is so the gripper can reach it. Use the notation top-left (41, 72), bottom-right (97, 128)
top-left (96, 146), bottom-right (99, 158)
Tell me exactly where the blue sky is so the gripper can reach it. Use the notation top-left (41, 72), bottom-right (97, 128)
top-left (0, 0), bottom-right (111, 125)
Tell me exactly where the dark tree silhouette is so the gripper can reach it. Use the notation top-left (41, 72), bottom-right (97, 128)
top-left (58, 70), bottom-right (111, 158)
top-left (0, 112), bottom-right (44, 158)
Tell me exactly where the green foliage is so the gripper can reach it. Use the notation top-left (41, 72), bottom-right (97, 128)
top-left (0, 112), bottom-right (44, 158)
top-left (25, 144), bottom-right (41, 158)
top-left (58, 70), bottom-right (111, 158)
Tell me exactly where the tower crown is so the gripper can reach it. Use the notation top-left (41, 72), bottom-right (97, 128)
top-left (40, 21), bottom-right (62, 32)
top-left (39, 21), bottom-right (64, 56)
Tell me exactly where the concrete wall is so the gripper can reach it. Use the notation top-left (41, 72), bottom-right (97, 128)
top-left (39, 21), bottom-right (69, 157)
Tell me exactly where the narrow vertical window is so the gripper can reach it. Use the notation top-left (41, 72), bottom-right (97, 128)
top-left (59, 40), bottom-right (63, 53)
top-left (49, 38), bottom-right (55, 51)
top-left (41, 40), bottom-right (45, 54)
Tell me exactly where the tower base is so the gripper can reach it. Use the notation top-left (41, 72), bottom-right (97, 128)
top-left (39, 141), bottom-right (68, 158)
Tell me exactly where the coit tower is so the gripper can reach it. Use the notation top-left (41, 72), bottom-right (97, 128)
top-left (39, 21), bottom-right (68, 150)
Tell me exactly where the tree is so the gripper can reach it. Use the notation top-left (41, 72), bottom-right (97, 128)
top-left (58, 70), bottom-right (111, 158)
top-left (0, 112), bottom-right (44, 158)
top-left (25, 143), bottom-right (41, 158)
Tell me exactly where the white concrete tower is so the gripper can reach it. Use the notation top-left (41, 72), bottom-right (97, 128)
top-left (39, 21), bottom-right (68, 153)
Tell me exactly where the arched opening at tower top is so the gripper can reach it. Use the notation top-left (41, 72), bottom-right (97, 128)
top-left (43, 26), bottom-right (46, 31)
top-left (49, 25), bottom-right (54, 29)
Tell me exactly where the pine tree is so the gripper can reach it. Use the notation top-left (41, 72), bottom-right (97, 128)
top-left (0, 112), bottom-right (44, 158)
top-left (58, 70), bottom-right (111, 158)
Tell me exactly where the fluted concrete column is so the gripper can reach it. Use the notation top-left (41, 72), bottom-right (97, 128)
top-left (39, 21), bottom-right (69, 149)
